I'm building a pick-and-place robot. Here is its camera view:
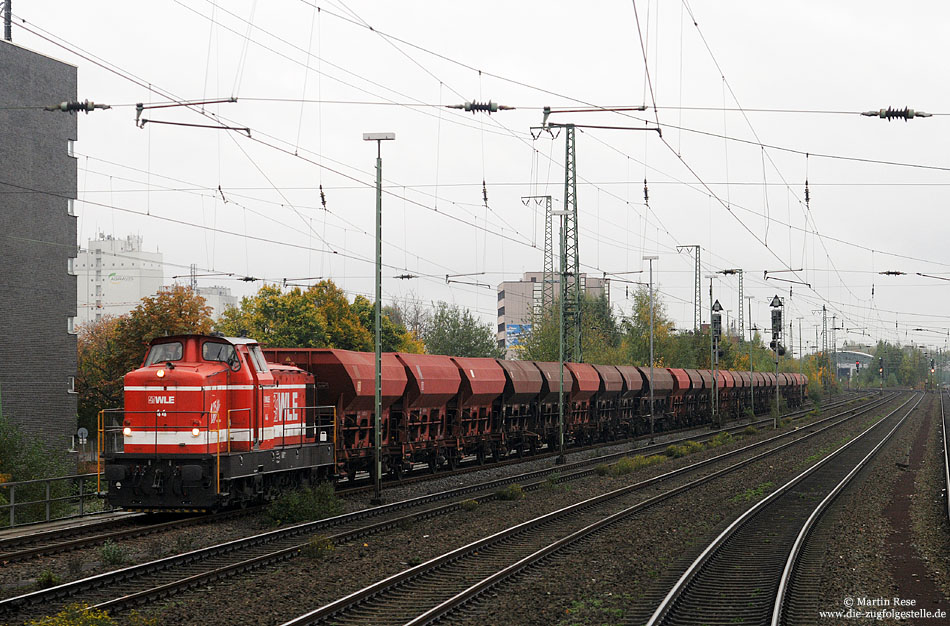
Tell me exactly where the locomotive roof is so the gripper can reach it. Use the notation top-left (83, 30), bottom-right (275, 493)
top-left (149, 333), bottom-right (260, 346)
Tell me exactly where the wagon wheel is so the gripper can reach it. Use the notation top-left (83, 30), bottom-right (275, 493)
top-left (492, 445), bottom-right (502, 463)
top-left (476, 447), bottom-right (486, 465)
top-left (447, 452), bottom-right (458, 471)
top-left (427, 454), bottom-right (438, 474)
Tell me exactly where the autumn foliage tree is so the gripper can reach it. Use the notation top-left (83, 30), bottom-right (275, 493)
top-left (216, 280), bottom-right (423, 353)
top-left (76, 285), bottom-right (213, 431)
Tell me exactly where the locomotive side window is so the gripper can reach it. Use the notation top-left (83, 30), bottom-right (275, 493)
top-left (247, 345), bottom-right (270, 373)
top-left (203, 342), bottom-right (241, 371)
top-left (143, 342), bottom-right (183, 366)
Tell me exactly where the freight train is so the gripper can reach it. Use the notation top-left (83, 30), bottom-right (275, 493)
top-left (101, 334), bottom-right (806, 510)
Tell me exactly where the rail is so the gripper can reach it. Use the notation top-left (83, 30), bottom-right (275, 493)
top-left (943, 390), bottom-right (950, 523)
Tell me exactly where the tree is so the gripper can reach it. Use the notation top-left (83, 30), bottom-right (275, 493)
top-left (76, 316), bottom-right (126, 432)
top-left (116, 284), bottom-right (214, 368)
top-left (75, 286), bottom-right (214, 432)
top-left (216, 284), bottom-right (330, 347)
top-left (218, 280), bottom-right (423, 353)
top-left (351, 295), bottom-right (424, 353)
top-left (522, 294), bottom-right (624, 364)
top-left (423, 302), bottom-right (504, 358)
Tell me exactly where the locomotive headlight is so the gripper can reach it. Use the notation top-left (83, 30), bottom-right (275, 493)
top-left (192, 428), bottom-right (200, 437)
top-left (123, 427), bottom-right (132, 436)
top-left (157, 369), bottom-right (165, 378)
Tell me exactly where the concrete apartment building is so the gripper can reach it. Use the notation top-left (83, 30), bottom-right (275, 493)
top-left (496, 272), bottom-right (605, 358)
top-left (0, 39), bottom-right (78, 451)
top-left (75, 233), bottom-right (164, 324)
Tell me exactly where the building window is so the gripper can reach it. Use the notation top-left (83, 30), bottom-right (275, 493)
top-left (498, 322), bottom-right (505, 333)
top-left (497, 290), bottom-right (505, 301)
top-left (67, 198), bottom-right (76, 216)
top-left (67, 258), bottom-right (76, 275)
top-left (498, 306), bottom-right (505, 316)
top-left (67, 140), bottom-right (75, 157)
top-left (67, 376), bottom-right (77, 394)
top-left (67, 317), bottom-right (77, 334)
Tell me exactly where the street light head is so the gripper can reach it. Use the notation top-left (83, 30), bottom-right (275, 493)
top-left (642, 255), bottom-right (659, 261)
top-left (552, 209), bottom-right (570, 216)
top-left (363, 132), bottom-right (395, 141)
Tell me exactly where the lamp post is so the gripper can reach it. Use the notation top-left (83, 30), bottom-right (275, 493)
top-left (364, 132), bottom-right (395, 505)
top-left (643, 255), bottom-right (659, 443)
top-left (554, 208), bottom-right (571, 464)
top-left (745, 295), bottom-right (754, 421)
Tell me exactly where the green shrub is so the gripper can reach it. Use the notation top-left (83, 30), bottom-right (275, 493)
top-left (494, 484), bottom-right (525, 501)
top-left (35, 569), bottom-right (60, 589)
top-left (594, 464), bottom-right (610, 476)
top-left (741, 426), bottom-right (758, 437)
top-left (460, 498), bottom-right (479, 512)
top-left (27, 602), bottom-right (114, 626)
top-left (266, 482), bottom-right (344, 526)
top-left (301, 534), bottom-right (334, 560)
top-left (100, 540), bottom-right (127, 567)
top-left (706, 432), bottom-right (733, 448)
top-left (612, 455), bottom-right (665, 474)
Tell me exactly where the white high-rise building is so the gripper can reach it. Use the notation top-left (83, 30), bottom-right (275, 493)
top-left (197, 285), bottom-right (238, 319)
top-left (75, 233), bottom-right (164, 324)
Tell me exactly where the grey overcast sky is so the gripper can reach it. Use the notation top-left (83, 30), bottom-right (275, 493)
top-left (8, 0), bottom-right (950, 353)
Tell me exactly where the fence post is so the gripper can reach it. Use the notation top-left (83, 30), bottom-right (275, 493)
top-left (8, 485), bottom-right (14, 527)
top-left (45, 480), bottom-right (51, 522)
top-left (79, 477), bottom-right (85, 516)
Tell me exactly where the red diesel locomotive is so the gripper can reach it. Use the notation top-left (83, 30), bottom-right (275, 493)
top-left (102, 334), bottom-right (807, 510)
top-left (102, 335), bottom-right (334, 510)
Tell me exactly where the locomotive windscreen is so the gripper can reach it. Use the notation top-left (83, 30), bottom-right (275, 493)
top-left (143, 341), bottom-right (182, 366)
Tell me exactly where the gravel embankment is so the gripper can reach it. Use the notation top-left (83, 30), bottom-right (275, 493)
top-left (104, 397), bottom-right (882, 625)
top-left (1, 406), bottom-right (821, 598)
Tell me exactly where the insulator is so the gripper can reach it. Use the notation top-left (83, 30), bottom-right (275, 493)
top-left (319, 184), bottom-right (327, 209)
top-left (870, 107), bottom-right (928, 122)
top-left (482, 180), bottom-right (488, 205)
top-left (464, 100), bottom-right (499, 114)
top-left (804, 178), bottom-right (810, 205)
top-left (643, 179), bottom-right (649, 205)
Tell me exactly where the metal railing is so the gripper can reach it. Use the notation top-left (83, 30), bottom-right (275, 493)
top-left (0, 471), bottom-right (114, 528)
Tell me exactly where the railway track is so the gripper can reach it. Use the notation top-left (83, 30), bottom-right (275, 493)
top-left (640, 392), bottom-right (923, 626)
top-left (271, 393), bottom-right (906, 626)
top-left (942, 390), bottom-right (950, 523)
top-left (0, 394), bottom-right (863, 565)
top-left (0, 393), bottom-right (887, 622)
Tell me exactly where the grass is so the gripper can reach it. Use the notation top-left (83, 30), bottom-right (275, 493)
top-left (730, 481), bottom-right (775, 503)
top-left (266, 482), bottom-right (344, 526)
top-left (666, 440), bottom-right (705, 458)
top-left (706, 432), bottom-right (734, 448)
top-left (100, 540), bottom-right (128, 567)
top-left (612, 454), bottom-right (667, 475)
top-left (301, 534), bottom-right (334, 560)
top-left (460, 498), bottom-right (479, 512)
top-left (35, 569), bottom-right (60, 589)
top-left (741, 425), bottom-right (758, 437)
top-left (494, 484), bottom-right (525, 501)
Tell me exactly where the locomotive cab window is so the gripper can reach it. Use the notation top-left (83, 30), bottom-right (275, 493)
top-left (143, 342), bottom-right (183, 366)
top-left (203, 342), bottom-right (241, 371)
top-left (247, 345), bottom-right (270, 373)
